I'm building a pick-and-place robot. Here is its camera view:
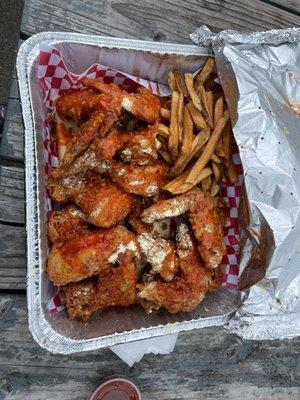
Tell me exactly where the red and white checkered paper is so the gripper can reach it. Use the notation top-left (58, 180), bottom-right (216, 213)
top-left (38, 45), bottom-right (243, 315)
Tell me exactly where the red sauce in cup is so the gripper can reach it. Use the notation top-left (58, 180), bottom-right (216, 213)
top-left (90, 377), bottom-right (141, 400)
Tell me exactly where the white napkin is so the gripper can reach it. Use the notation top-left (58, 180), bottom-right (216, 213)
top-left (109, 334), bottom-right (178, 366)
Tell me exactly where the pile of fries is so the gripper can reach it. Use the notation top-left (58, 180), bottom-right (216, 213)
top-left (158, 57), bottom-right (238, 195)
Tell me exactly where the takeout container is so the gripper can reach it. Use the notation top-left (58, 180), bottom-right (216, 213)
top-left (17, 32), bottom-right (242, 353)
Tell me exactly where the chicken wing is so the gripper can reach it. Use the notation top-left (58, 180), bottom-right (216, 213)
top-left (48, 205), bottom-right (89, 243)
top-left (137, 223), bottom-right (213, 313)
top-left (81, 78), bottom-right (160, 123)
top-left (109, 161), bottom-right (168, 197)
top-left (48, 171), bottom-right (133, 228)
top-left (62, 251), bottom-right (138, 320)
top-left (47, 225), bottom-right (139, 286)
top-left (141, 188), bottom-right (226, 269)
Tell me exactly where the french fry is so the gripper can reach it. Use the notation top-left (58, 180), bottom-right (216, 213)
top-left (186, 102), bottom-right (207, 130)
top-left (159, 149), bottom-right (172, 164)
top-left (201, 175), bottom-right (212, 192)
top-left (214, 95), bottom-right (224, 126)
top-left (227, 161), bottom-right (238, 183)
top-left (181, 105), bottom-right (194, 155)
top-left (168, 71), bottom-right (177, 91)
top-left (215, 136), bottom-right (225, 158)
top-left (222, 121), bottom-right (233, 164)
top-left (165, 166), bottom-right (213, 194)
top-left (160, 108), bottom-right (171, 120)
top-left (197, 85), bottom-right (214, 128)
top-left (186, 110), bottom-right (229, 183)
top-left (211, 153), bottom-right (221, 163)
top-left (207, 91), bottom-right (214, 126)
top-left (210, 178), bottom-right (220, 196)
top-left (195, 57), bottom-right (215, 86)
top-left (205, 74), bottom-right (220, 91)
top-left (212, 161), bottom-right (223, 184)
top-left (184, 73), bottom-right (202, 112)
top-left (169, 129), bottom-right (210, 178)
top-left (177, 92), bottom-right (184, 143)
top-left (158, 123), bottom-right (170, 138)
top-left (168, 91), bottom-right (180, 158)
top-left (172, 167), bottom-right (213, 194)
top-left (174, 71), bottom-right (189, 97)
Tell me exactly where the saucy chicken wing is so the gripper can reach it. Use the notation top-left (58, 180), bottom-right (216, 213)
top-left (61, 251), bottom-right (138, 320)
top-left (141, 188), bottom-right (226, 269)
top-left (137, 223), bottom-right (213, 313)
top-left (47, 225), bottom-right (139, 286)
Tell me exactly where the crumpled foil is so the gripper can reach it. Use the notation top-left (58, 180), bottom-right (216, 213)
top-left (191, 26), bottom-right (300, 340)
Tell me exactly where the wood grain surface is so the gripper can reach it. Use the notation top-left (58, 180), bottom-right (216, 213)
top-left (0, 293), bottom-right (299, 400)
top-left (0, 2), bottom-right (299, 398)
top-left (21, 0), bottom-right (300, 42)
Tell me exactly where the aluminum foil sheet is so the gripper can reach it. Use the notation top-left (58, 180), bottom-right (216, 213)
top-left (17, 32), bottom-right (242, 354)
top-left (191, 26), bottom-right (300, 340)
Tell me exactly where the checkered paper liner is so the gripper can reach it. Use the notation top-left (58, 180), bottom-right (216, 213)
top-left (38, 45), bottom-right (243, 315)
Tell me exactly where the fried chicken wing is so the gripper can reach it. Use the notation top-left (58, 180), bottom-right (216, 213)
top-left (137, 232), bottom-right (178, 282)
top-left (109, 161), bottom-right (168, 197)
top-left (137, 223), bottom-right (213, 313)
top-left (47, 225), bottom-right (139, 286)
top-left (48, 206), bottom-right (89, 243)
top-left (62, 251), bottom-right (138, 320)
top-left (141, 188), bottom-right (226, 269)
top-left (55, 90), bottom-right (102, 123)
top-left (81, 78), bottom-right (160, 123)
top-left (58, 172), bottom-right (133, 228)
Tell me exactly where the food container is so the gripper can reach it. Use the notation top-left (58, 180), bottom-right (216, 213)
top-left (17, 32), bottom-right (241, 353)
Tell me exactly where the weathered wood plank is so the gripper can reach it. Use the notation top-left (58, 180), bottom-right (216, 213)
top-left (0, 98), bottom-right (23, 161)
top-left (0, 165), bottom-right (24, 224)
top-left (21, 0), bottom-right (300, 41)
top-left (263, 0), bottom-right (300, 15)
top-left (0, 225), bottom-right (26, 290)
top-left (0, 293), bottom-right (299, 400)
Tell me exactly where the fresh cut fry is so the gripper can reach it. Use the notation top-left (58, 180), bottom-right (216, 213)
top-left (159, 149), bottom-right (172, 164)
top-left (222, 121), bottom-right (233, 165)
top-left (173, 71), bottom-right (189, 97)
top-left (168, 90), bottom-right (180, 158)
top-left (212, 161), bottom-right (223, 184)
top-left (211, 153), bottom-right (221, 163)
top-left (177, 92), bottom-right (184, 143)
top-left (186, 109), bottom-right (229, 183)
top-left (201, 175), bottom-right (212, 192)
top-left (184, 73), bottom-right (202, 112)
top-left (168, 71), bottom-right (177, 91)
top-left (195, 57), bottom-right (215, 86)
top-left (169, 129), bottom-right (210, 178)
top-left (181, 105), bottom-right (194, 155)
top-left (214, 95), bottom-right (224, 126)
top-left (197, 85), bottom-right (213, 127)
top-left (210, 178), bottom-right (220, 196)
top-left (171, 167), bottom-right (213, 194)
top-left (227, 161), bottom-right (238, 183)
top-left (158, 123), bottom-right (170, 138)
top-left (186, 102), bottom-right (207, 130)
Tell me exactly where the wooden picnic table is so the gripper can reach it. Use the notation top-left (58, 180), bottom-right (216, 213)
top-left (0, 1), bottom-right (300, 399)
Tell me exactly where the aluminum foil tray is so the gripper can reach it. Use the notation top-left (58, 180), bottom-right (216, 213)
top-left (17, 32), bottom-right (239, 354)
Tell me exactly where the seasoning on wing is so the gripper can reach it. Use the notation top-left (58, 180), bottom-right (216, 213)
top-left (62, 251), bottom-right (138, 320)
top-left (141, 188), bottom-right (226, 269)
top-left (137, 223), bottom-right (213, 313)
top-left (48, 171), bottom-right (133, 228)
top-left (47, 225), bottom-right (140, 286)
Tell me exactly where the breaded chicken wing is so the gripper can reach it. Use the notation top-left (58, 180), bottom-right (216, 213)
top-left (48, 206), bottom-right (89, 243)
top-left (81, 78), bottom-right (160, 123)
top-left (47, 225), bottom-right (139, 286)
top-left (109, 161), bottom-right (168, 197)
top-left (62, 251), bottom-right (138, 320)
top-left (141, 188), bottom-right (226, 269)
top-left (48, 171), bottom-right (133, 228)
top-left (137, 223), bottom-right (213, 313)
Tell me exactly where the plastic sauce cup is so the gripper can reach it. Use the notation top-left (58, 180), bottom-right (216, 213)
top-left (90, 377), bottom-right (142, 400)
